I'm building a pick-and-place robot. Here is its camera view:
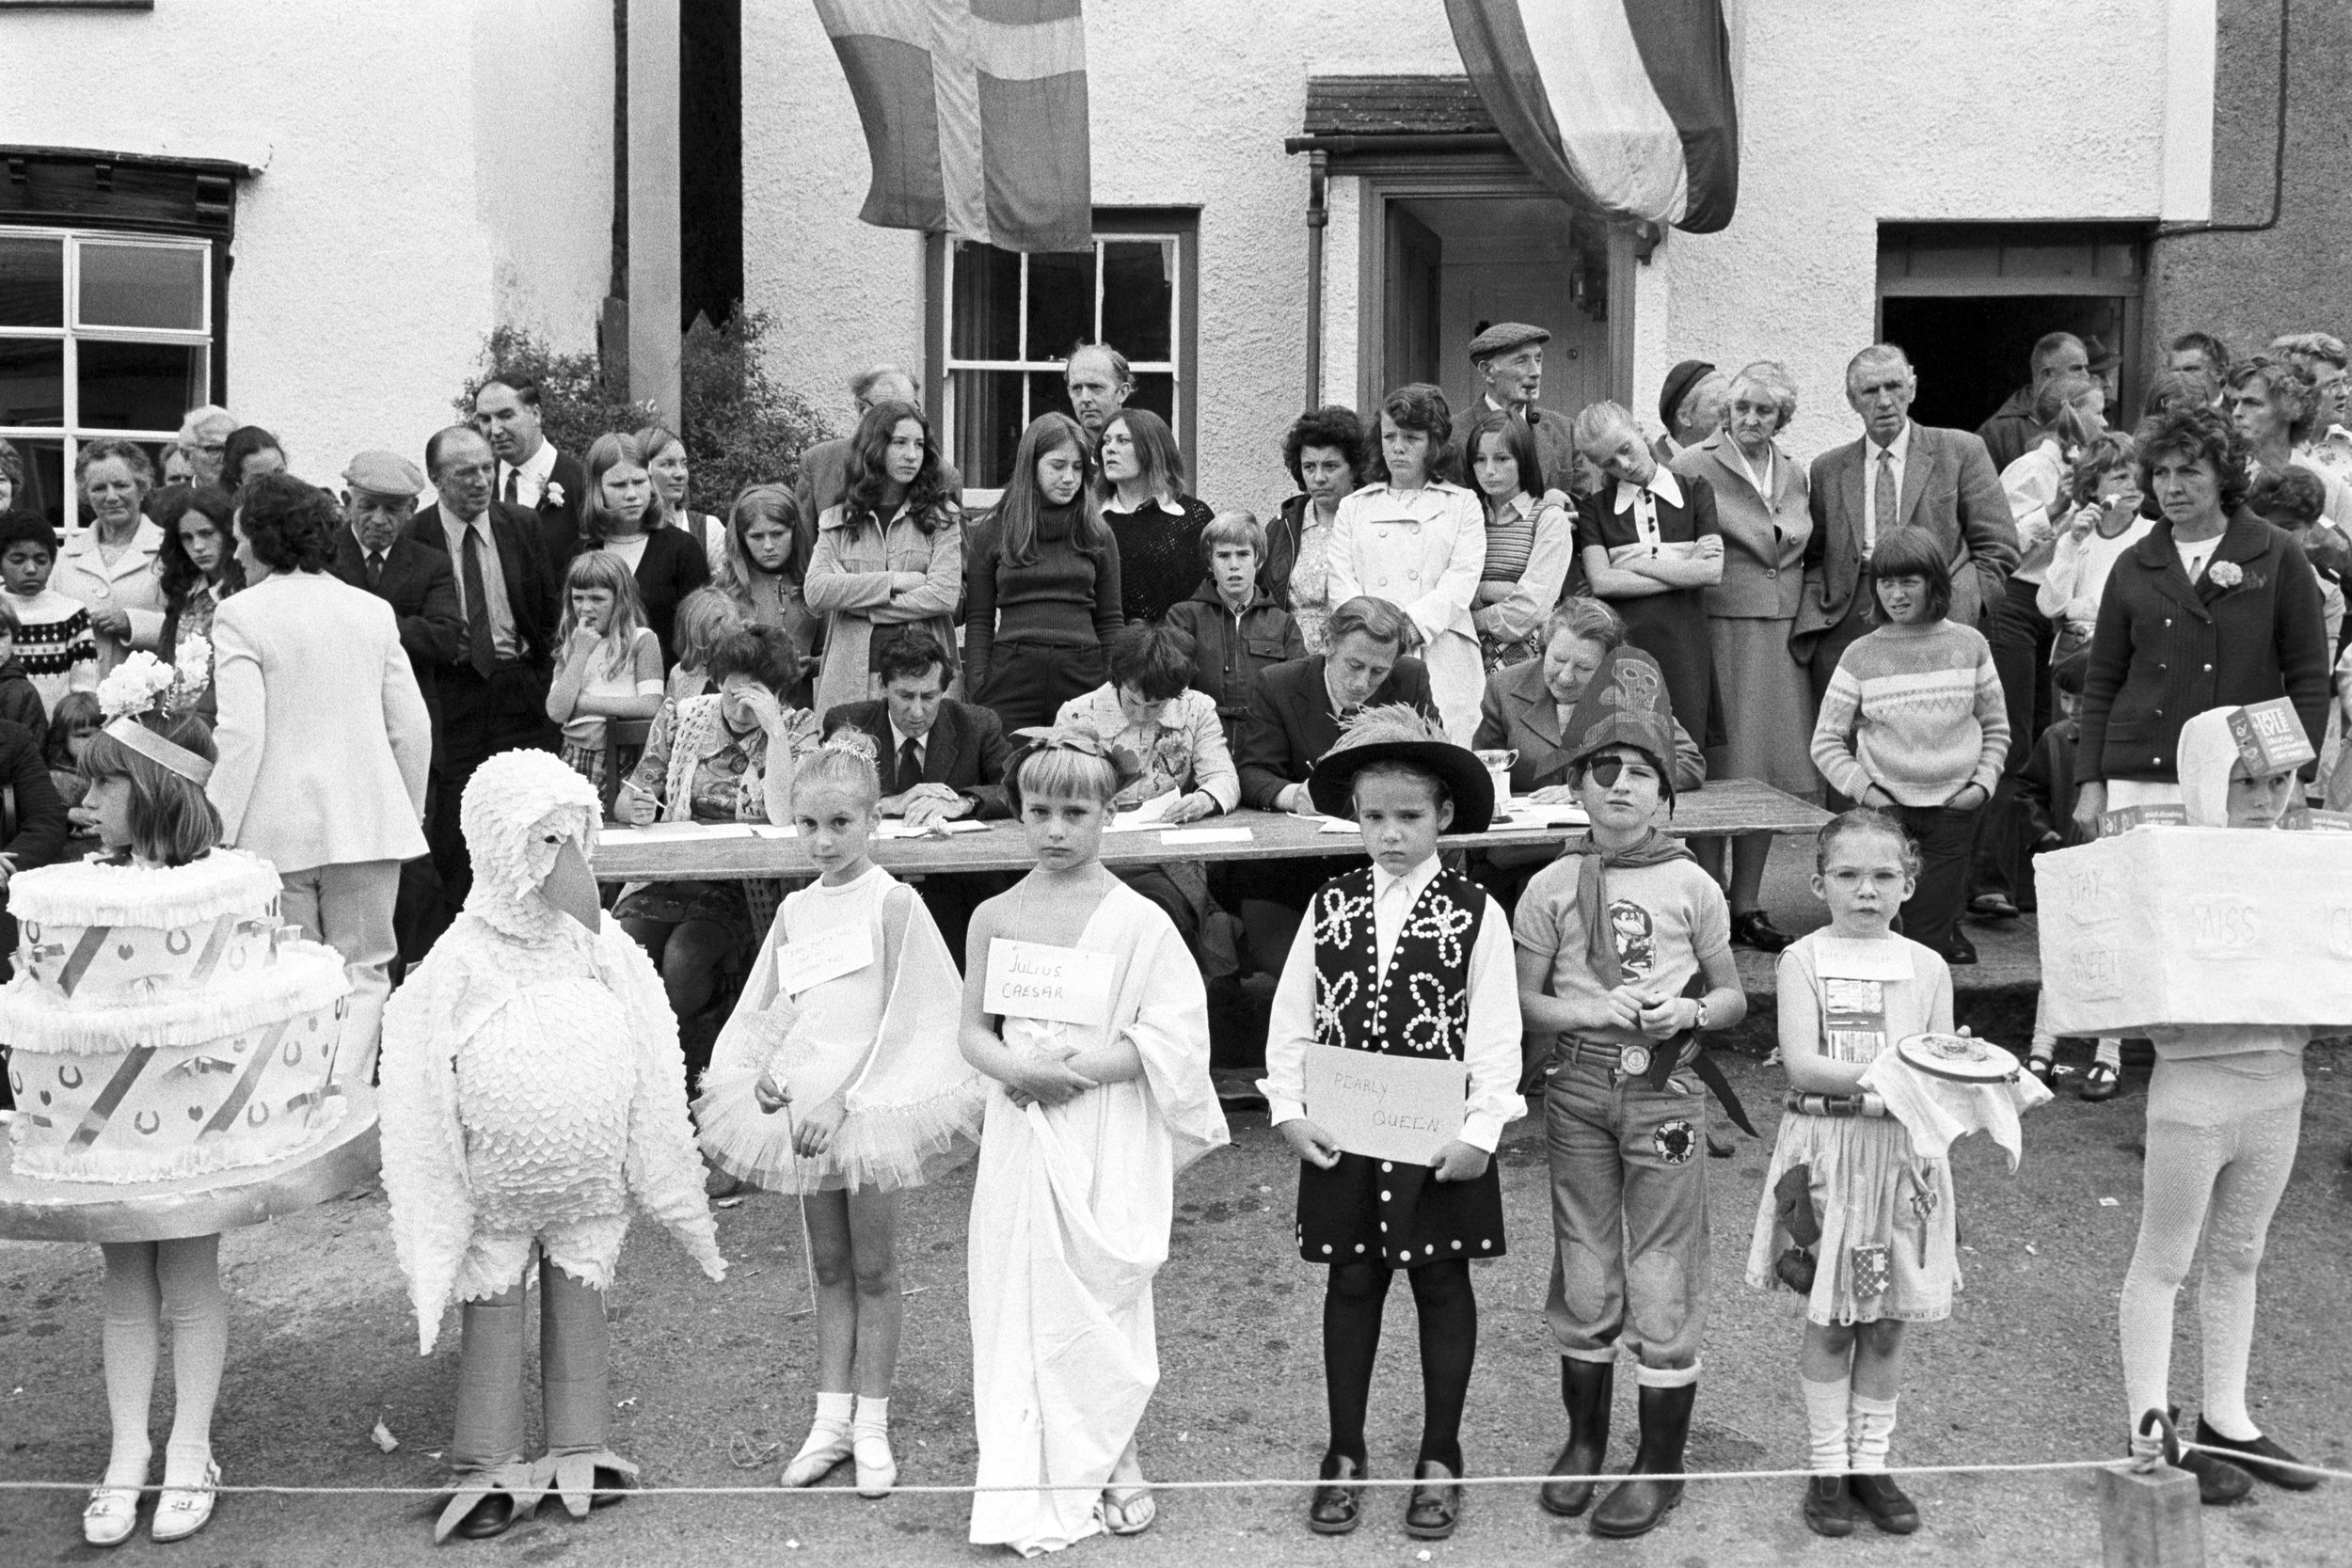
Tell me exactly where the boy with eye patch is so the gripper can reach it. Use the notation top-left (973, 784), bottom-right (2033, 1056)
top-left (1512, 645), bottom-right (1746, 1540)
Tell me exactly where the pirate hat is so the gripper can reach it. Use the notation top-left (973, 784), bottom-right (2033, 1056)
top-left (1307, 705), bottom-right (1495, 832)
top-left (1561, 645), bottom-right (1680, 799)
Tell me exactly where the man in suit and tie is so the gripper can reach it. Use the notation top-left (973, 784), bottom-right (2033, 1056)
top-left (474, 375), bottom-right (589, 568)
top-left (1231, 595), bottom-right (1438, 974)
top-left (820, 629), bottom-right (1012, 961)
top-left (1792, 343), bottom-right (2019, 706)
top-left (405, 424), bottom-right (562, 911)
top-left (334, 451), bottom-right (468, 970)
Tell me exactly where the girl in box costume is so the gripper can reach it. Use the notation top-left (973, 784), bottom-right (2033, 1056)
top-left (2117, 705), bottom-right (2323, 1504)
top-left (378, 749), bottom-right (724, 1543)
top-left (957, 730), bottom-right (1227, 1555)
top-left (1259, 707), bottom-right (1522, 1543)
top-left (695, 734), bottom-right (984, 1497)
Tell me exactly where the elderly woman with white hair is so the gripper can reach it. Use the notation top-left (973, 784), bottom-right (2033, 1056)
top-left (1669, 362), bottom-right (1812, 949)
top-left (174, 405), bottom-right (237, 491)
top-left (1573, 400), bottom-right (1724, 758)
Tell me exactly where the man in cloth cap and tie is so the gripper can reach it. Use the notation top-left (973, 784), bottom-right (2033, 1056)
top-left (1510, 644), bottom-right (1750, 1540)
top-left (1464, 323), bottom-right (1581, 487)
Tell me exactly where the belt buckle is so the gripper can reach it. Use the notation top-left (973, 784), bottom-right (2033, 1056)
top-left (1620, 1043), bottom-right (1652, 1077)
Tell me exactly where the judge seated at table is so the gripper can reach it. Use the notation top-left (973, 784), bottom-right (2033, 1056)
top-left (1470, 594), bottom-right (1706, 912)
top-left (1232, 594), bottom-right (1438, 974)
top-left (820, 627), bottom-right (1013, 963)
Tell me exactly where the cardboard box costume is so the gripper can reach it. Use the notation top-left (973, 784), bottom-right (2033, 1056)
top-left (377, 751), bottom-right (723, 1541)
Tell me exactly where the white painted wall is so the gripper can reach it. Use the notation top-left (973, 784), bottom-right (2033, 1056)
top-left (2, 0), bottom-right (612, 482)
top-left (748, 0), bottom-right (2201, 499)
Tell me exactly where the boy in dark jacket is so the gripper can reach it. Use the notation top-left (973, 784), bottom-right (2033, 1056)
top-left (0, 598), bottom-right (46, 736)
top-left (1164, 511), bottom-right (1306, 751)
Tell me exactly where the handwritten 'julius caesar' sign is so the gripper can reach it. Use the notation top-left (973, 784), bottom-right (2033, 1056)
top-left (983, 939), bottom-right (1114, 1026)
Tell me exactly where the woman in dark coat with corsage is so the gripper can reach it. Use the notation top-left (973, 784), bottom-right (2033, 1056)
top-left (2072, 407), bottom-right (2330, 836)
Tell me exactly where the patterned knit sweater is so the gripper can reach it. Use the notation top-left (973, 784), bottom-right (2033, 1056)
top-left (6, 588), bottom-right (97, 717)
top-left (1811, 619), bottom-right (2010, 805)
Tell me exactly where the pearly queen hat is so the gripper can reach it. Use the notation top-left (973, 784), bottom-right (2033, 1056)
top-left (1560, 644), bottom-right (1680, 801)
top-left (1307, 705), bottom-right (1495, 830)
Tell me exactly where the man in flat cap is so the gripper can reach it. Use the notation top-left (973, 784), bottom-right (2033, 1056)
top-left (333, 450), bottom-right (467, 967)
top-left (1465, 322), bottom-right (1581, 487)
top-left (1653, 359), bottom-right (1729, 465)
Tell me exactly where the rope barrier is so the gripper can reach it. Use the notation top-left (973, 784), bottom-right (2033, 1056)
top-left (2, 1444), bottom-right (2344, 1497)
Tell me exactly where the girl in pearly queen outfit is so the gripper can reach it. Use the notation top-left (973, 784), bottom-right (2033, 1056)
top-left (695, 733), bottom-right (985, 1497)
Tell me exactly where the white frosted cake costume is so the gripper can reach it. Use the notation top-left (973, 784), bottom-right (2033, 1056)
top-left (377, 750), bottom-right (723, 1541)
top-left (3, 852), bottom-right (353, 1187)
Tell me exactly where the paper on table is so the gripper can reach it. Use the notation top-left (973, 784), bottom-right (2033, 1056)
top-left (1501, 799), bottom-right (1589, 827)
top-left (1301, 1043), bottom-right (1466, 1165)
top-left (1104, 793), bottom-right (1184, 832)
top-left (1162, 827), bottom-right (1251, 846)
top-left (1315, 816), bottom-right (1361, 835)
top-left (749, 824), bottom-right (799, 840)
top-left (601, 821), bottom-right (760, 844)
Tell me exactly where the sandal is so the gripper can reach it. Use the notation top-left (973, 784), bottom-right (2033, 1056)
top-left (82, 1485), bottom-right (141, 1548)
top-left (149, 1460), bottom-right (220, 1544)
top-left (2080, 1063), bottom-right (2120, 1102)
top-left (1102, 1485), bottom-right (1156, 1535)
top-left (2026, 1053), bottom-right (2055, 1086)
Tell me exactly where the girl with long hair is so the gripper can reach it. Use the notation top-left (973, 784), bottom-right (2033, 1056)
top-left (580, 431), bottom-right (710, 665)
top-left (545, 551), bottom-right (664, 788)
top-left (1097, 406), bottom-right (1215, 626)
top-left (713, 483), bottom-right (818, 705)
top-left (803, 402), bottom-right (962, 716)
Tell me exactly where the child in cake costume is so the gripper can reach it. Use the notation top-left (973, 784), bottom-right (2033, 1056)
top-left (377, 749), bottom-right (725, 1543)
top-left (958, 730), bottom-right (1228, 1555)
top-left (2115, 706), bottom-right (2325, 1504)
top-left (1744, 809), bottom-right (2044, 1537)
top-left (1260, 707), bottom-right (1523, 1543)
top-left (0, 646), bottom-right (369, 1548)
top-left (695, 733), bottom-right (984, 1496)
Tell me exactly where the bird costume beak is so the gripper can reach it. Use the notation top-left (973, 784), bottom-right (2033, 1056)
top-left (541, 837), bottom-right (601, 933)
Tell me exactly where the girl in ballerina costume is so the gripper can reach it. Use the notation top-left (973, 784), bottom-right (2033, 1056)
top-left (957, 727), bottom-right (1229, 1555)
top-left (695, 731), bottom-right (985, 1497)
top-left (377, 748), bottom-right (725, 1543)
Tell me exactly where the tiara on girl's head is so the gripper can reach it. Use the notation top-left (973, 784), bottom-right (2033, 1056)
top-left (101, 717), bottom-right (213, 785)
top-left (819, 728), bottom-right (882, 765)
top-left (96, 636), bottom-right (212, 725)
top-left (1009, 725), bottom-right (1109, 760)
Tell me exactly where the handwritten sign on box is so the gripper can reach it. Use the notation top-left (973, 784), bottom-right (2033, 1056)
top-left (1302, 1043), bottom-right (1466, 1165)
top-left (983, 939), bottom-right (1114, 1026)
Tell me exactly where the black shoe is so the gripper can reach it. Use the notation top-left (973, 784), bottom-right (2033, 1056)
top-left (1538, 1358), bottom-right (1613, 1517)
top-left (2195, 1418), bottom-right (2319, 1491)
top-left (452, 1493), bottom-right (516, 1540)
top-left (2080, 1062), bottom-right (2120, 1101)
top-left (1404, 1460), bottom-right (1461, 1540)
top-left (1590, 1382), bottom-right (1694, 1538)
top-left (1944, 933), bottom-right (1979, 965)
top-left (1801, 1475), bottom-right (1854, 1538)
top-left (1968, 892), bottom-right (2020, 922)
top-left (1731, 911), bottom-right (1794, 952)
top-left (1307, 1452), bottom-right (1364, 1535)
top-left (1849, 1472), bottom-right (1919, 1534)
top-left (2177, 1444), bottom-right (2254, 1504)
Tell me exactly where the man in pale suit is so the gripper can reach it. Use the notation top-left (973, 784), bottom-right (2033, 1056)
top-left (1791, 343), bottom-right (2019, 704)
top-left (209, 473), bottom-right (433, 1077)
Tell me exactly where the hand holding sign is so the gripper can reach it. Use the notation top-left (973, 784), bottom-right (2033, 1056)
top-left (1280, 1118), bottom-right (1343, 1169)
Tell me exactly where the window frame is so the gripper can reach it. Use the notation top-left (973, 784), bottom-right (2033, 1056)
top-left (0, 225), bottom-right (217, 521)
top-left (925, 208), bottom-right (1201, 503)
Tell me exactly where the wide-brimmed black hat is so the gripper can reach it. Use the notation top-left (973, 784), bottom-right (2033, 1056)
top-left (1307, 705), bottom-right (1495, 831)
top-left (1561, 645), bottom-right (1680, 800)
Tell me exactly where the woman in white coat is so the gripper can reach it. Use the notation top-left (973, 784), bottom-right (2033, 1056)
top-left (55, 437), bottom-right (167, 673)
top-left (207, 474), bottom-right (433, 1075)
top-left (1327, 385), bottom-right (1486, 740)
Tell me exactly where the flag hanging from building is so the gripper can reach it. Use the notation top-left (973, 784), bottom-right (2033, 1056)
top-left (1445, 0), bottom-right (1740, 234)
top-left (815, 0), bottom-right (1093, 254)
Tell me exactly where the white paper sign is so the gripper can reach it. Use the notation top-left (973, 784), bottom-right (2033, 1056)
top-left (1162, 828), bottom-right (1252, 846)
top-left (1815, 937), bottom-right (1915, 982)
top-left (1302, 1043), bottom-right (1467, 1165)
top-left (984, 938), bottom-right (1115, 1025)
top-left (777, 923), bottom-right (874, 995)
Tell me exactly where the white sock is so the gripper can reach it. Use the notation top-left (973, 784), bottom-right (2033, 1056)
top-left (2095, 1037), bottom-right (2122, 1069)
top-left (1850, 1392), bottom-right (1899, 1472)
top-left (1802, 1376), bottom-right (1851, 1473)
top-left (808, 1391), bottom-right (853, 1436)
top-left (852, 1395), bottom-right (890, 1437)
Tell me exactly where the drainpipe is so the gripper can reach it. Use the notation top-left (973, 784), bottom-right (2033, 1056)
top-left (1303, 150), bottom-right (1327, 412)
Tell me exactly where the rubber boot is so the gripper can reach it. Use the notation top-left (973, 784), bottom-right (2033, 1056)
top-left (437, 1288), bottom-right (529, 1542)
top-left (1589, 1380), bottom-right (1696, 1538)
top-left (537, 1262), bottom-right (638, 1516)
top-left (1538, 1358), bottom-right (1613, 1516)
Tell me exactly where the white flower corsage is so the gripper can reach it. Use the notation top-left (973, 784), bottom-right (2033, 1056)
top-left (2208, 560), bottom-right (2244, 589)
top-left (543, 480), bottom-right (565, 509)
top-left (97, 634), bottom-right (212, 721)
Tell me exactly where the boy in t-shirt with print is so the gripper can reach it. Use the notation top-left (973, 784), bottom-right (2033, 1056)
top-left (0, 516), bottom-right (97, 717)
top-left (1512, 644), bottom-right (1745, 1542)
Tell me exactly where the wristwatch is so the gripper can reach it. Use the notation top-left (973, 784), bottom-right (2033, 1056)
top-left (1692, 998), bottom-right (1712, 1032)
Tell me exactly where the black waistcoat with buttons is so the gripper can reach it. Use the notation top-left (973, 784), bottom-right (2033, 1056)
top-left (1311, 865), bottom-right (1485, 1062)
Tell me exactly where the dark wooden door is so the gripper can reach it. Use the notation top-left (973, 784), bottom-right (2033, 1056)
top-left (1384, 204), bottom-right (1442, 394)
